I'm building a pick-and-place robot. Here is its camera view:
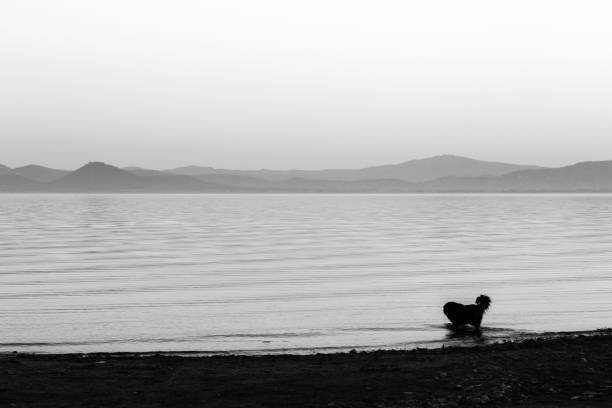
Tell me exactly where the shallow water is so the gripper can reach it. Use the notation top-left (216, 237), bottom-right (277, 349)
top-left (1, 194), bottom-right (611, 353)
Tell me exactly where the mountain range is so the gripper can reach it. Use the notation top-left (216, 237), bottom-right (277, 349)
top-left (1, 155), bottom-right (611, 193)
top-left (165, 155), bottom-right (541, 182)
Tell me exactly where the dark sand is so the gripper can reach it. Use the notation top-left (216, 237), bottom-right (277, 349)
top-left (2, 330), bottom-right (612, 407)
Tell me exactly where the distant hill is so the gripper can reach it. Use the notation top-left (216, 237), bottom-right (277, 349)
top-left (137, 174), bottom-right (234, 192)
top-left (168, 155), bottom-right (541, 182)
top-left (272, 177), bottom-right (414, 192)
top-left (4, 157), bottom-right (612, 193)
top-left (167, 165), bottom-right (216, 176)
top-left (499, 160), bottom-right (612, 191)
top-left (421, 160), bottom-right (612, 192)
top-left (12, 165), bottom-right (69, 182)
top-left (50, 162), bottom-right (143, 192)
top-left (0, 163), bottom-right (12, 176)
top-left (48, 162), bottom-right (235, 192)
top-left (346, 155), bottom-right (542, 182)
top-left (179, 171), bottom-right (414, 191)
top-left (123, 167), bottom-right (169, 177)
top-left (0, 174), bottom-right (41, 192)
top-left (191, 173), bottom-right (278, 190)
top-left (262, 160), bottom-right (612, 192)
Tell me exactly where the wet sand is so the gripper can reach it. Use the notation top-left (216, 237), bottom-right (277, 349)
top-left (2, 330), bottom-right (611, 407)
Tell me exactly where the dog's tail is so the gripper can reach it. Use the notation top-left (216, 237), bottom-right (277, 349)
top-left (475, 294), bottom-right (491, 312)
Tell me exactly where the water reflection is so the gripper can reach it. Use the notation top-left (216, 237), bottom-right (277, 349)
top-left (444, 324), bottom-right (485, 343)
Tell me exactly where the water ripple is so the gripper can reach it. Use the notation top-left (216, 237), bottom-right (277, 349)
top-left (1, 193), bottom-right (612, 353)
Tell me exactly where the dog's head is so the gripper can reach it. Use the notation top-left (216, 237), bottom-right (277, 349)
top-left (475, 294), bottom-right (491, 311)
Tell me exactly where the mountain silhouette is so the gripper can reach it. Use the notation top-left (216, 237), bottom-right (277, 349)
top-left (0, 174), bottom-right (41, 191)
top-left (48, 162), bottom-right (235, 192)
top-left (495, 160), bottom-right (612, 191)
top-left (0, 163), bottom-right (12, 176)
top-left (422, 160), bottom-right (612, 192)
top-left (347, 155), bottom-right (541, 182)
top-left (50, 162), bottom-right (143, 191)
top-left (3, 157), bottom-right (612, 193)
top-left (12, 165), bottom-right (69, 182)
top-left (190, 173), bottom-right (278, 190)
top-left (166, 165), bottom-right (216, 176)
top-left (168, 155), bottom-right (540, 182)
top-left (123, 167), bottom-right (169, 177)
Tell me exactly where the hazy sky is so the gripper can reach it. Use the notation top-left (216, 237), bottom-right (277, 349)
top-left (1, 0), bottom-right (612, 170)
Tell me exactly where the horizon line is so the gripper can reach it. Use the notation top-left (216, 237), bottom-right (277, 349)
top-left (1, 153), bottom-right (592, 172)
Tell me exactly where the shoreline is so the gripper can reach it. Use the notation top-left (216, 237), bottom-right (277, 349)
top-left (3, 328), bottom-right (609, 358)
top-left (3, 329), bottom-right (612, 407)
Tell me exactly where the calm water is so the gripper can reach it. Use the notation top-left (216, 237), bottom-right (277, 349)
top-left (1, 194), bottom-right (611, 354)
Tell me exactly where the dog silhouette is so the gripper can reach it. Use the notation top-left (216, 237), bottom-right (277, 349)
top-left (443, 295), bottom-right (491, 329)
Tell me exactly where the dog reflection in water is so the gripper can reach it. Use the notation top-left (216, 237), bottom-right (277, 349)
top-left (443, 295), bottom-right (492, 333)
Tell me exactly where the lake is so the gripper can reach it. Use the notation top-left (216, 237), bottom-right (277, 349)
top-left (1, 194), bottom-right (611, 354)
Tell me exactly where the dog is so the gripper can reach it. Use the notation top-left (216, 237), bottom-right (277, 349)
top-left (443, 295), bottom-right (491, 329)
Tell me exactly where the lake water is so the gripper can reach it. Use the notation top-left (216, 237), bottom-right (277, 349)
top-left (1, 194), bottom-right (611, 354)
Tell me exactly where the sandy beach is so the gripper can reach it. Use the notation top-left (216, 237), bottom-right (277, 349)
top-left (2, 330), bottom-right (611, 407)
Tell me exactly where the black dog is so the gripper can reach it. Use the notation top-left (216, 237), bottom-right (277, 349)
top-left (443, 295), bottom-right (491, 329)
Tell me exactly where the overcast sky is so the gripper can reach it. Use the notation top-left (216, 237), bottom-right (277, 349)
top-left (1, 0), bottom-right (611, 170)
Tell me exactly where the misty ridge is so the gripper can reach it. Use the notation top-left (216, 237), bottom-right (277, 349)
top-left (2, 154), bottom-right (612, 193)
